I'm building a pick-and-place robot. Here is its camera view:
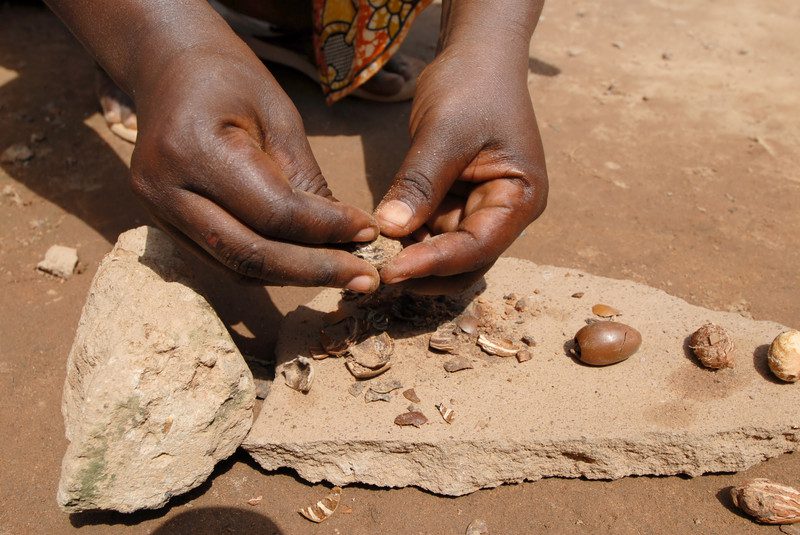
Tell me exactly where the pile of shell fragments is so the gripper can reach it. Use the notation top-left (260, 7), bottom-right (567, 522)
top-left (278, 286), bottom-right (540, 428)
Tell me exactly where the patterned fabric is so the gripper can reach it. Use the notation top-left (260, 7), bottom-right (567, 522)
top-left (312, 0), bottom-right (431, 104)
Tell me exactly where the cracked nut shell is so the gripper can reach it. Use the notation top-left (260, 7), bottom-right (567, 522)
top-left (574, 321), bottom-right (641, 366)
top-left (689, 322), bottom-right (734, 369)
top-left (768, 330), bottom-right (800, 383)
top-left (730, 478), bottom-right (800, 524)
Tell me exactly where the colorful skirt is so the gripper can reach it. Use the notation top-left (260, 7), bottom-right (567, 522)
top-left (313, 0), bottom-right (432, 103)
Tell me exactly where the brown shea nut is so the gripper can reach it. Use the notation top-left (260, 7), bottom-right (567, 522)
top-left (730, 478), bottom-right (800, 524)
top-left (689, 322), bottom-right (734, 369)
top-left (574, 321), bottom-right (642, 366)
top-left (768, 330), bottom-right (800, 382)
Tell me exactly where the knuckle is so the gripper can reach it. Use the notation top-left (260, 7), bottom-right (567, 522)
top-left (397, 168), bottom-right (435, 207)
top-left (218, 242), bottom-right (270, 280)
top-left (289, 169), bottom-right (330, 197)
top-left (311, 259), bottom-right (338, 288)
top-left (259, 192), bottom-right (296, 236)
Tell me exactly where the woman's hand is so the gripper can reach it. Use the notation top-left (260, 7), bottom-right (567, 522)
top-left (375, 39), bottom-right (548, 293)
top-left (130, 47), bottom-right (381, 291)
top-left (44, 0), bottom-right (381, 291)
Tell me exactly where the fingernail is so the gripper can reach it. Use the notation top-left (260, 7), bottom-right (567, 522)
top-left (345, 275), bottom-right (377, 293)
top-left (352, 226), bottom-right (379, 242)
top-left (376, 200), bottom-right (413, 230)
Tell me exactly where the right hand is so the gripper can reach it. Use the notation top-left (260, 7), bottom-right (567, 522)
top-left (129, 47), bottom-right (380, 292)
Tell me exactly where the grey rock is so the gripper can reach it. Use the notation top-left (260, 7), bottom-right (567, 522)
top-left (57, 226), bottom-right (254, 512)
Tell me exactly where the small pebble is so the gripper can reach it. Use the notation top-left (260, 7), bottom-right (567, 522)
top-left (0, 143), bottom-right (34, 163)
top-left (36, 245), bottom-right (78, 279)
top-left (466, 519), bottom-right (489, 535)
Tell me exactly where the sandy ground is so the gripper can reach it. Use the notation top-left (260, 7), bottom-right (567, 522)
top-left (1, 1), bottom-right (798, 534)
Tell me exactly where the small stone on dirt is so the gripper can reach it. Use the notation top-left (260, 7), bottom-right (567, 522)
top-left (466, 519), bottom-right (489, 535)
top-left (37, 245), bottom-right (78, 279)
top-left (247, 496), bottom-right (263, 506)
top-left (516, 349), bottom-right (532, 363)
top-left (1, 143), bottom-right (33, 163)
top-left (2, 185), bottom-right (24, 206)
top-left (571, 292), bottom-right (584, 298)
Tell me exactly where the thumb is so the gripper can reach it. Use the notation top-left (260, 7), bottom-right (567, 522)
top-left (375, 127), bottom-right (470, 237)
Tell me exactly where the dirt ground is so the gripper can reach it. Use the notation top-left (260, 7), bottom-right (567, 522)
top-left (1, 1), bottom-right (798, 533)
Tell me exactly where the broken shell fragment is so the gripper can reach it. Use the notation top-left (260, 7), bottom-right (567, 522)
top-left (477, 334), bottom-right (519, 357)
top-left (573, 321), bottom-right (642, 366)
top-left (369, 379), bottom-right (403, 394)
top-left (346, 360), bottom-right (391, 380)
top-left (308, 343), bottom-right (329, 360)
top-left (394, 411), bottom-right (428, 427)
top-left (456, 314), bottom-right (480, 335)
top-left (298, 486), bottom-right (342, 523)
top-left (436, 402), bottom-right (455, 423)
top-left (365, 389), bottom-right (392, 402)
top-left (592, 303), bottom-right (622, 318)
top-left (689, 322), bottom-right (734, 369)
top-left (730, 478), bottom-right (800, 524)
top-left (280, 357), bottom-right (315, 393)
top-left (320, 318), bottom-right (356, 356)
top-left (443, 356), bottom-right (473, 373)
top-left (430, 323), bottom-right (457, 353)
top-left (403, 388), bottom-right (421, 403)
top-left (516, 349), bottom-right (532, 363)
top-left (348, 332), bottom-right (394, 369)
top-left (768, 330), bottom-right (800, 382)
top-left (350, 235), bottom-right (403, 271)
top-left (348, 381), bottom-right (367, 397)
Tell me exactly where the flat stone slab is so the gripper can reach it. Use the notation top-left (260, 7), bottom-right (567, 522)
top-left (244, 258), bottom-right (799, 496)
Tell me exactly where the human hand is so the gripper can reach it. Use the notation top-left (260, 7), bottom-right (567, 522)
top-left (129, 47), bottom-right (381, 291)
top-left (374, 44), bottom-right (548, 294)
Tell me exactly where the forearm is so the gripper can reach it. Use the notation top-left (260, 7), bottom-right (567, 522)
top-left (44, 0), bottom-right (247, 99)
top-left (438, 0), bottom-right (544, 62)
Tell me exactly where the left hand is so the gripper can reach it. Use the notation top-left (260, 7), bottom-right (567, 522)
top-left (374, 44), bottom-right (548, 294)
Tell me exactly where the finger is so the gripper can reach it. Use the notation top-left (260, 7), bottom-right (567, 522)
top-left (380, 180), bottom-right (538, 283)
top-left (194, 132), bottom-right (378, 244)
top-left (375, 125), bottom-right (474, 237)
top-left (158, 188), bottom-right (380, 291)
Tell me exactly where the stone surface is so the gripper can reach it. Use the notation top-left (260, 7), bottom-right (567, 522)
top-left (244, 258), bottom-right (799, 496)
top-left (37, 245), bottom-right (78, 279)
top-left (57, 226), bottom-right (255, 512)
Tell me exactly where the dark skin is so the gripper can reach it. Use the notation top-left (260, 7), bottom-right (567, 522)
top-left (44, 0), bottom-right (548, 294)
